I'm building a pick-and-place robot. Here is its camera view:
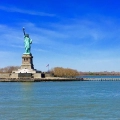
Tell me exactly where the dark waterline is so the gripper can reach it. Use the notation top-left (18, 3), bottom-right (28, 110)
top-left (0, 81), bottom-right (120, 120)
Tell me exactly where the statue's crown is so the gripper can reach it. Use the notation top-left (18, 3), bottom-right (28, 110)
top-left (25, 34), bottom-right (29, 37)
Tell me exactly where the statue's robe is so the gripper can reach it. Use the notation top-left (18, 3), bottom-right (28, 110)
top-left (24, 37), bottom-right (32, 53)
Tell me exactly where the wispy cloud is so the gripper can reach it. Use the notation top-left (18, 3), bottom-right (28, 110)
top-left (33, 48), bottom-right (48, 52)
top-left (11, 18), bottom-right (120, 57)
top-left (1, 16), bottom-right (120, 54)
top-left (10, 44), bottom-right (23, 48)
top-left (0, 25), bottom-right (22, 45)
top-left (0, 6), bottom-right (55, 17)
top-left (26, 17), bottom-right (120, 45)
top-left (0, 51), bottom-right (17, 58)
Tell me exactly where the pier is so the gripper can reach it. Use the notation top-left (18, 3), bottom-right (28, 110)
top-left (83, 77), bottom-right (120, 81)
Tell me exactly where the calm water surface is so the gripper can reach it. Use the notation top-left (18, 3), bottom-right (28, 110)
top-left (0, 81), bottom-right (120, 120)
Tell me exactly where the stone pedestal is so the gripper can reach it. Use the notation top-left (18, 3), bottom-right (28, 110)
top-left (21, 54), bottom-right (34, 69)
top-left (13, 53), bottom-right (37, 74)
top-left (12, 53), bottom-right (42, 78)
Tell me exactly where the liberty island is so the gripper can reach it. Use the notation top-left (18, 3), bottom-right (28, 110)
top-left (0, 28), bottom-right (119, 81)
top-left (0, 28), bottom-right (81, 81)
top-left (0, 28), bottom-right (44, 80)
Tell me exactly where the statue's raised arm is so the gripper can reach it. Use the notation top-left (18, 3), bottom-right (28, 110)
top-left (23, 27), bottom-right (26, 36)
top-left (22, 27), bottom-right (32, 54)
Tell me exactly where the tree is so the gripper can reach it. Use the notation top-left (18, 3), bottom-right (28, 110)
top-left (0, 66), bottom-right (20, 73)
top-left (51, 67), bottom-right (79, 77)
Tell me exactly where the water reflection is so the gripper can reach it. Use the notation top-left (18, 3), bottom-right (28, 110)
top-left (18, 82), bottom-right (35, 119)
top-left (20, 82), bottom-right (33, 91)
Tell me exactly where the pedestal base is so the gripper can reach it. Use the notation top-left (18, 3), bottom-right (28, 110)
top-left (12, 53), bottom-right (42, 78)
top-left (21, 54), bottom-right (34, 69)
top-left (13, 53), bottom-right (36, 73)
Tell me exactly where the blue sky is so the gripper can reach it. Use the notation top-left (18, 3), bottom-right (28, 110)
top-left (1, 0), bottom-right (120, 72)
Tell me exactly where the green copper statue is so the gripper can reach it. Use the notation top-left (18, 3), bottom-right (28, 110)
top-left (23, 27), bottom-right (32, 54)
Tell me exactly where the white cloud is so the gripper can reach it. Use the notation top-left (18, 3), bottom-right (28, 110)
top-left (33, 48), bottom-right (48, 52)
top-left (10, 44), bottom-right (23, 48)
top-left (0, 25), bottom-right (23, 45)
top-left (0, 6), bottom-right (55, 17)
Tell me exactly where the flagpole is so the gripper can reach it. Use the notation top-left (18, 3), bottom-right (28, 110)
top-left (46, 64), bottom-right (49, 72)
top-left (48, 65), bottom-right (49, 72)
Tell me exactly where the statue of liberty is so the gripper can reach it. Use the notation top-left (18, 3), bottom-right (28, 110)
top-left (23, 27), bottom-right (32, 54)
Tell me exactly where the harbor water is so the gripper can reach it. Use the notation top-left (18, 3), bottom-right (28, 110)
top-left (0, 81), bottom-right (120, 120)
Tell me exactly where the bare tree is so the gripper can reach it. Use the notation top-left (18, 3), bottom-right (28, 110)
top-left (0, 66), bottom-right (20, 73)
top-left (51, 67), bottom-right (79, 77)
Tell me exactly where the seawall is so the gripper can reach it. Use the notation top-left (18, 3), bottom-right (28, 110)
top-left (1, 76), bottom-right (120, 82)
top-left (0, 77), bottom-right (83, 82)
